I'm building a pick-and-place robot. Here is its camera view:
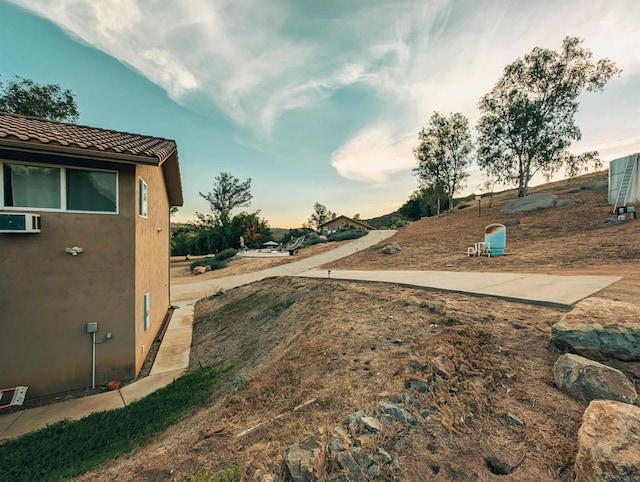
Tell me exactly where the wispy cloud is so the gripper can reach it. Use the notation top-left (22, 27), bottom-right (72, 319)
top-left (10, 0), bottom-right (640, 186)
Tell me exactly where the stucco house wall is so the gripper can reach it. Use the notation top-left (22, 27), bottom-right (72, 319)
top-left (0, 161), bottom-right (137, 396)
top-left (0, 112), bottom-right (183, 398)
top-left (133, 162), bottom-right (171, 372)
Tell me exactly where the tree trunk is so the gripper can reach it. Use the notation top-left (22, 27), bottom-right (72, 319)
top-left (436, 196), bottom-right (441, 217)
top-left (448, 194), bottom-right (454, 212)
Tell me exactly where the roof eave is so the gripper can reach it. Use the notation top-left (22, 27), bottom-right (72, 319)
top-left (0, 138), bottom-right (161, 165)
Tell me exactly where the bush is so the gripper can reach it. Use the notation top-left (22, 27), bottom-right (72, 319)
top-left (327, 229), bottom-right (367, 242)
top-left (215, 248), bottom-right (238, 261)
top-left (190, 258), bottom-right (229, 271)
top-left (303, 235), bottom-right (328, 247)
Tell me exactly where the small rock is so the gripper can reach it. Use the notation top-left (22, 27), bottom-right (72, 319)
top-left (392, 339), bottom-right (404, 345)
top-left (204, 264), bottom-right (212, 272)
top-left (505, 413), bottom-right (524, 427)
top-left (344, 411), bottom-right (366, 430)
top-left (574, 400), bottom-right (640, 482)
top-left (554, 353), bottom-right (637, 404)
top-left (407, 359), bottom-right (426, 373)
top-left (284, 430), bottom-right (326, 482)
top-left (377, 448), bottom-right (393, 465)
top-left (432, 354), bottom-right (456, 378)
top-left (378, 401), bottom-right (417, 425)
top-left (503, 218), bottom-right (520, 227)
top-left (335, 452), bottom-right (361, 481)
top-left (367, 464), bottom-right (381, 478)
top-left (193, 266), bottom-right (206, 275)
top-left (360, 416), bottom-right (382, 433)
top-left (362, 454), bottom-right (374, 468)
top-left (404, 379), bottom-right (429, 393)
top-left (329, 426), bottom-right (352, 453)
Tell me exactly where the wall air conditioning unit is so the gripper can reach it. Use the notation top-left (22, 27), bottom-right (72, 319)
top-left (0, 213), bottom-right (42, 233)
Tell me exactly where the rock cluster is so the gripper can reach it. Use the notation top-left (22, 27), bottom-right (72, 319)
top-left (549, 297), bottom-right (640, 481)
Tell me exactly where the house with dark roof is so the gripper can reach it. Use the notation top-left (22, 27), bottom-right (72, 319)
top-left (0, 112), bottom-right (183, 397)
top-left (318, 215), bottom-right (375, 235)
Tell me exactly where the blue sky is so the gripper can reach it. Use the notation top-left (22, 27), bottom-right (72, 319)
top-left (1, 1), bottom-right (639, 227)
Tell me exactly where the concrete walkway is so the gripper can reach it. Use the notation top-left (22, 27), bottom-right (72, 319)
top-left (0, 230), bottom-right (622, 441)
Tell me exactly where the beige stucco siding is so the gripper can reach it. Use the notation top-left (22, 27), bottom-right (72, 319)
top-left (134, 163), bottom-right (171, 373)
top-left (0, 166), bottom-right (136, 397)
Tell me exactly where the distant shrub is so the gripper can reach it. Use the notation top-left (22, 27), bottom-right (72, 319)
top-left (303, 235), bottom-right (328, 247)
top-left (215, 248), bottom-right (238, 261)
top-left (190, 258), bottom-right (229, 271)
top-left (327, 229), bottom-right (367, 242)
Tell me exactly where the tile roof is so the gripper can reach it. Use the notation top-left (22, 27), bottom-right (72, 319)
top-left (0, 111), bottom-right (183, 206)
top-left (0, 111), bottom-right (176, 162)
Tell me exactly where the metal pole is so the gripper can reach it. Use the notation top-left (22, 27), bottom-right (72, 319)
top-left (92, 331), bottom-right (96, 389)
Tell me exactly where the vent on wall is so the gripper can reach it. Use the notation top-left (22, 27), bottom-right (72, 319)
top-left (0, 213), bottom-right (42, 233)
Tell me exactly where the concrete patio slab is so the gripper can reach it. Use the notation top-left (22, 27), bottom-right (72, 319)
top-left (297, 270), bottom-right (621, 307)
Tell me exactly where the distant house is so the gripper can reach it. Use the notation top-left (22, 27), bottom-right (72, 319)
top-left (318, 215), bottom-right (375, 235)
top-left (0, 112), bottom-right (183, 397)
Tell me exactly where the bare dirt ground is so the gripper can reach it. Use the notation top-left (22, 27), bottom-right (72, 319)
top-left (79, 170), bottom-right (639, 482)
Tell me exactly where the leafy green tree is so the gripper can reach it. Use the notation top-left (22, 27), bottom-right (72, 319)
top-left (198, 172), bottom-right (252, 226)
top-left (305, 202), bottom-right (333, 231)
top-left (477, 36), bottom-right (619, 198)
top-left (0, 75), bottom-right (79, 122)
top-left (413, 112), bottom-right (472, 215)
top-left (230, 211), bottom-right (272, 249)
top-left (399, 187), bottom-right (449, 220)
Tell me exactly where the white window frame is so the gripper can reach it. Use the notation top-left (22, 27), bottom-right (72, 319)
top-left (138, 177), bottom-right (148, 218)
top-left (143, 292), bottom-right (150, 331)
top-left (0, 159), bottom-right (119, 214)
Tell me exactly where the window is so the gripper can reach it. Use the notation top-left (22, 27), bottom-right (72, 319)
top-left (1, 161), bottom-right (118, 213)
top-left (143, 293), bottom-right (150, 331)
top-left (67, 168), bottom-right (117, 212)
top-left (138, 178), bottom-right (148, 218)
top-left (3, 163), bottom-right (61, 209)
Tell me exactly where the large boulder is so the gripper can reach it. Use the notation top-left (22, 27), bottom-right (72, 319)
top-left (552, 298), bottom-right (640, 361)
top-left (284, 430), bottom-right (326, 482)
top-left (381, 242), bottom-right (402, 255)
top-left (501, 193), bottom-right (558, 214)
top-left (574, 400), bottom-right (640, 482)
top-left (554, 354), bottom-right (637, 404)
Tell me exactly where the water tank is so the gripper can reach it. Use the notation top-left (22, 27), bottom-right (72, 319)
top-left (485, 224), bottom-right (506, 255)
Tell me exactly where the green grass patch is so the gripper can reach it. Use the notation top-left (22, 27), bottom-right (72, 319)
top-left (180, 464), bottom-right (242, 482)
top-left (0, 366), bottom-right (228, 482)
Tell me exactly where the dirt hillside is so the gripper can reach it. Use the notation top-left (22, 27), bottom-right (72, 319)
top-left (78, 170), bottom-right (640, 482)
